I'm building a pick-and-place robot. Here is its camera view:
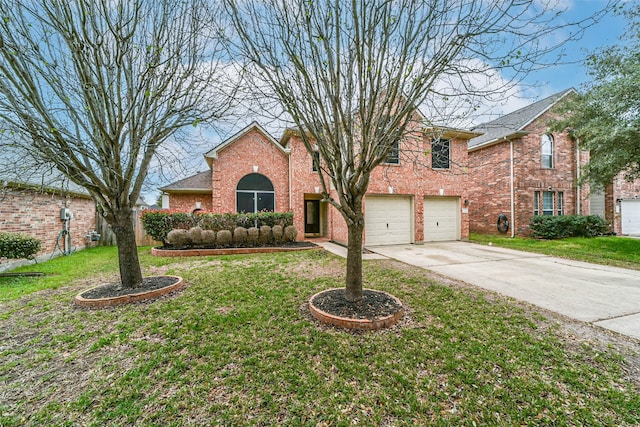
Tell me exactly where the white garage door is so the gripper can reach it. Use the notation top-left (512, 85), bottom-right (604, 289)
top-left (424, 197), bottom-right (460, 242)
top-left (365, 196), bottom-right (412, 246)
top-left (621, 200), bottom-right (640, 235)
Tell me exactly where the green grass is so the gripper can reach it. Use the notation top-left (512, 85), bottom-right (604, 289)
top-left (1, 247), bottom-right (639, 426)
top-left (470, 233), bottom-right (640, 270)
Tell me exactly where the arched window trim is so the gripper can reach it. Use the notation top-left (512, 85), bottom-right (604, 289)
top-left (541, 133), bottom-right (554, 169)
top-left (236, 173), bottom-right (276, 213)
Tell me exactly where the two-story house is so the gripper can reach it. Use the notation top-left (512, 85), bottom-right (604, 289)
top-left (161, 121), bottom-right (478, 245)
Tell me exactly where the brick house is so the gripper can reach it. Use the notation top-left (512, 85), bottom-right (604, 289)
top-left (467, 88), bottom-right (640, 236)
top-left (161, 121), bottom-right (478, 245)
top-left (467, 89), bottom-right (587, 236)
top-left (0, 162), bottom-right (97, 270)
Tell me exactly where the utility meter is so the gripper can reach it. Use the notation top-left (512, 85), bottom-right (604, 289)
top-left (60, 208), bottom-right (74, 220)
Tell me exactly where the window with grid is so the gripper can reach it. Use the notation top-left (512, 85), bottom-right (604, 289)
top-left (543, 191), bottom-right (554, 216)
top-left (534, 191), bottom-right (540, 215)
top-left (384, 141), bottom-right (400, 164)
top-left (557, 192), bottom-right (563, 216)
top-left (541, 134), bottom-right (554, 169)
top-left (432, 138), bottom-right (450, 169)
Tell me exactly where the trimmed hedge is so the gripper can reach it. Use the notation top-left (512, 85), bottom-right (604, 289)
top-left (141, 210), bottom-right (294, 243)
top-left (0, 232), bottom-right (42, 259)
top-left (529, 215), bottom-right (609, 239)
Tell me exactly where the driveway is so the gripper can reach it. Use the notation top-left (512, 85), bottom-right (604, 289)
top-left (368, 242), bottom-right (640, 340)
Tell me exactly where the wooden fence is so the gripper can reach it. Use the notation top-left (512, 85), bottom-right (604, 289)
top-left (96, 209), bottom-right (161, 247)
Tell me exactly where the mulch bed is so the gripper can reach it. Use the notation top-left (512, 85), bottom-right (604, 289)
top-left (159, 241), bottom-right (317, 250)
top-left (311, 288), bottom-right (402, 320)
top-left (79, 276), bottom-right (179, 299)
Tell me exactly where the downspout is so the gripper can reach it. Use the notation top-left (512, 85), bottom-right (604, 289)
top-left (576, 139), bottom-right (581, 215)
top-left (288, 148), bottom-right (293, 212)
top-left (510, 139), bottom-right (515, 238)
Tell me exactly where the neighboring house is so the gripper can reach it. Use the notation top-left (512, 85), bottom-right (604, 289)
top-left (467, 89), bottom-right (589, 236)
top-left (0, 153), bottom-right (98, 270)
top-left (161, 121), bottom-right (478, 245)
top-left (467, 88), bottom-right (640, 237)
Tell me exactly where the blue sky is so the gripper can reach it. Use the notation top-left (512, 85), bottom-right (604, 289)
top-left (522, 0), bottom-right (627, 98)
top-left (148, 1), bottom-right (631, 200)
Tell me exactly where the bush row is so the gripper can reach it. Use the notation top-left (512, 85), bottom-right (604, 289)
top-left (529, 215), bottom-right (609, 239)
top-left (166, 225), bottom-right (297, 249)
top-left (141, 211), bottom-right (294, 243)
top-left (0, 232), bottom-right (42, 259)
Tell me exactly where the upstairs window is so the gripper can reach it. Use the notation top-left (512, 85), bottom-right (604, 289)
top-left (541, 134), bottom-right (554, 168)
top-left (384, 141), bottom-right (400, 164)
top-left (312, 151), bottom-right (320, 172)
top-left (432, 138), bottom-right (450, 169)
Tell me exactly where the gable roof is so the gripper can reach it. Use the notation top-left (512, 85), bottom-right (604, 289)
top-left (159, 170), bottom-right (212, 193)
top-left (468, 88), bottom-right (576, 151)
top-left (203, 121), bottom-right (288, 167)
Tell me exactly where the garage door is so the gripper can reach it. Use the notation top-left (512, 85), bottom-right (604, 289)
top-left (424, 197), bottom-right (459, 241)
top-left (621, 200), bottom-right (640, 235)
top-left (365, 196), bottom-right (412, 246)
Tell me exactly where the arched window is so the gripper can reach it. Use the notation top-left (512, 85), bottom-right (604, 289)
top-left (541, 134), bottom-right (554, 168)
top-left (236, 173), bottom-right (275, 213)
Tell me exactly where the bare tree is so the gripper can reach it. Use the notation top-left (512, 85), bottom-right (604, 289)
top-left (0, 0), bottom-right (235, 288)
top-left (225, 0), bottom-right (611, 302)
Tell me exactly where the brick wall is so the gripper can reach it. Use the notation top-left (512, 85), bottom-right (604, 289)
top-left (0, 189), bottom-right (96, 257)
top-left (286, 122), bottom-right (470, 244)
top-left (165, 193), bottom-right (212, 212)
top-left (468, 111), bottom-right (581, 236)
top-left (211, 127), bottom-right (290, 215)
top-left (611, 175), bottom-right (640, 235)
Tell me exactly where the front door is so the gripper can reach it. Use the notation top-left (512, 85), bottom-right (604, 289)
top-left (305, 199), bottom-right (321, 234)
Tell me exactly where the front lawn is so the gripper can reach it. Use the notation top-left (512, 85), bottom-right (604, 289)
top-left (1, 247), bottom-right (639, 425)
top-left (470, 233), bottom-right (640, 270)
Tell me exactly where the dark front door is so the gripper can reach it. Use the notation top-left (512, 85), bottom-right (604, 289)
top-left (305, 199), bottom-right (321, 234)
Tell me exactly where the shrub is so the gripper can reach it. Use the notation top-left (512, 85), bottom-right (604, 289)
top-left (233, 227), bottom-right (248, 246)
top-left (216, 230), bottom-right (232, 247)
top-left (166, 229), bottom-right (190, 247)
top-left (201, 230), bottom-right (216, 246)
top-left (283, 225), bottom-right (297, 242)
top-left (188, 227), bottom-right (203, 245)
top-left (247, 227), bottom-right (260, 245)
top-left (272, 225), bottom-right (284, 243)
top-left (0, 232), bottom-right (42, 259)
top-left (259, 225), bottom-right (273, 245)
top-left (141, 210), bottom-right (295, 244)
top-left (530, 215), bottom-right (608, 239)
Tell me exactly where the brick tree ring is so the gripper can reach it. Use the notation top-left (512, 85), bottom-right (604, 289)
top-left (74, 276), bottom-right (185, 308)
top-left (308, 288), bottom-right (404, 331)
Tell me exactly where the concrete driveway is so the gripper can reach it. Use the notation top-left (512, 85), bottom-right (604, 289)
top-left (368, 242), bottom-right (640, 340)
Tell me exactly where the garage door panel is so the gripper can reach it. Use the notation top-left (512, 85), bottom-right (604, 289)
top-left (424, 197), bottom-right (459, 242)
top-left (621, 200), bottom-right (640, 235)
top-left (365, 196), bottom-right (412, 246)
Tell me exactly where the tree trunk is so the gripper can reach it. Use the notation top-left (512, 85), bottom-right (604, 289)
top-left (111, 210), bottom-right (144, 289)
top-left (345, 215), bottom-right (365, 302)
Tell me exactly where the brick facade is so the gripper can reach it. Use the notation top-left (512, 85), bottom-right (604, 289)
top-left (610, 175), bottom-right (640, 235)
top-left (210, 126), bottom-right (290, 216)
top-left (166, 193), bottom-right (213, 213)
top-left (0, 188), bottom-right (97, 257)
top-left (166, 122), bottom-right (473, 245)
top-left (469, 109), bottom-right (588, 236)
